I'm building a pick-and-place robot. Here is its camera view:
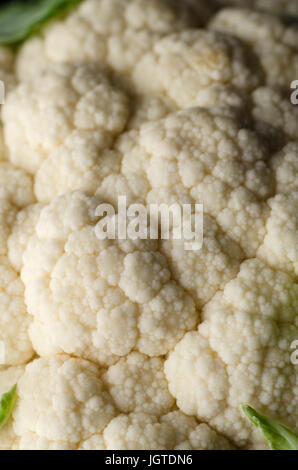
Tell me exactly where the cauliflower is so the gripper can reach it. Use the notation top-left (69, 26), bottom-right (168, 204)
top-left (0, 162), bottom-right (35, 207)
top-left (3, 62), bottom-right (180, 204)
top-left (258, 192), bottom-right (298, 278)
top-left (8, 203), bottom-right (45, 272)
top-left (255, 144), bottom-right (298, 278)
top-left (16, 0), bottom-right (212, 81)
top-left (99, 411), bottom-right (233, 450)
top-left (0, 355), bottom-right (233, 450)
top-left (0, 248), bottom-right (33, 366)
top-left (160, 214), bottom-right (244, 308)
top-left (0, 0), bottom-right (297, 452)
top-left (3, 62), bottom-right (129, 178)
top-left (19, 191), bottom-right (198, 363)
top-left (191, 84), bottom-right (298, 149)
top-left (270, 142), bottom-right (298, 195)
top-left (11, 355), bottom-right (117, 450)
top-left (209, 8), bottom-right (298, 88)
top-left (251, 87), bottom-right (298, 146)
top-left (112, 106), bottom-right (274, 257)
top-left (103, 352), bottom-right (175, 416)
top-left (165, 259), bottom-right (298, 449)
top-left (126, 94), bottom-right (175, 130)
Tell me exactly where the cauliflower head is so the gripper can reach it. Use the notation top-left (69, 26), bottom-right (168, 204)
top-left (165, 259), bottom-right (298, 449)
top-left (132, 29), bottom-right (262, 107)
top-left (1, 355), bottom-right (233, 450)
top-left (20, 191), bottom-right (198, 363)
top-left (3, 62), bottom-right (129, 178)
top-left (111, 106), bottom-right (274, 257)
top-left (15, 0), bottom-right (213, 81)
top-left (209, 8), bottom-right (298, 88)
top-left (0, 0), bottom-right (297, 452)
top-left (0, 163), bottom-right (35, 366)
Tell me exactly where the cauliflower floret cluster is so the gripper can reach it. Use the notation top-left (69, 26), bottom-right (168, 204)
top-left (15, 0), bottom-right (213, 81)
top-left (209, 8), bottom-right (298, 88)
top-left (132, 29), bottom-right (262, 107)
top-left (1, 355), bottom-right (233, 450)
top-left (18, 191), bottom-right (199, 363)
top-left (113, 106), bottom-right (274, 257)
top-left (0, 0), bottom-right (297, 451)
top-left (0, 162), bottom-right (35, 367)
top-left (3, 63), bottom-right (128, 202)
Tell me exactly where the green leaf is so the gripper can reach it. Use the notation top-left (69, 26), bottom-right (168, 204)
top-left (0, 384), bottom-right (17, 430)
top-left (0, 0), bottom-right (82, 46)
top-left (242, 405), bottom-right (298, 450)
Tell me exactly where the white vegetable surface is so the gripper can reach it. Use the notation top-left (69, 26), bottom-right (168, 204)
top-left (0, 0), bottom-right (297, 451)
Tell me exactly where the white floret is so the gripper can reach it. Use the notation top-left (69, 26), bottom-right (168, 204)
top-left (0, 164), bottom-right (35, 366)
top-left (16, 0), bottom-right (212, 81)
top-left (3, 62), bottom-right (130, 176)
top-left (165, 259), bottom-right (298, 448)
top-left (0, 0), bottom-right (297, 451)
top-left (21, 191), bottom-right (198, 364)
top-left (12, 356), bottom-right (117, 450)
top-left (8, 203), bottom-right (44, 272)
top-left (258, 192), bottom-right (298, 278)
top-left (132, 29), bottom-right (262, 108)
top-left (117, 107), bottom-right (274, 256)
top-left (103, 352), bottom-right (175, 415)
top-left (270, 142), bottom-right (298, 195)
top-left (102, 411), bottom-right (233, 450)
top-left (0, 162), bottom-right (35, 207)
top-left (127, 94), bottom-right (176, 129)
top-left (209, 8), bottom-right (298, 88)
top-left (252, 87), bottom-right (298, 144)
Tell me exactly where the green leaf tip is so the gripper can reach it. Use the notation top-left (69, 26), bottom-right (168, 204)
top-left (0, 384), bottom-right (17, 430)
top-left (242, 404), bottom-right (298, 451)
top-left (0, 0), bottom-right (82, 46)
